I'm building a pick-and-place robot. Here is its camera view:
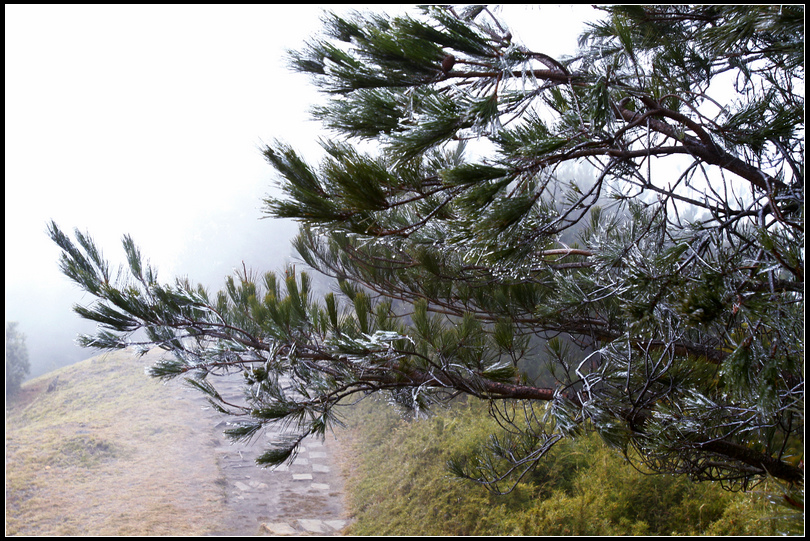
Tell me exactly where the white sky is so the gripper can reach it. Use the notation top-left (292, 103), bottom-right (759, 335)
top-left (5, 4), bottom-right (592, 375)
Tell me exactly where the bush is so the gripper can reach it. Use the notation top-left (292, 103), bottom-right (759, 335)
top-left (339, 398), bottom-right (796, 536)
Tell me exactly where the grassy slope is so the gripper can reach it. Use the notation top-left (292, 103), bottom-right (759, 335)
top-left (7, 350), bottom-right (800, 536)
top-left (5, 349), bottom-right (226, 536)
top-left (337, 397), bottom-right (799, 536)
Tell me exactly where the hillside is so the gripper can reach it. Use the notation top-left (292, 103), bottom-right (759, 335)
top-left (6, 348), bottom-right (800, 536)
top-left (5, 348), bottom-right (351, 536)
top-left (5, 349), bottom-right (227, 535)
top-left (337, 397), bottom-right (801, 536)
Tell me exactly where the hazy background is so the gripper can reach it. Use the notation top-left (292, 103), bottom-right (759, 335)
top-left (5, 5), bottom-right (590, 379)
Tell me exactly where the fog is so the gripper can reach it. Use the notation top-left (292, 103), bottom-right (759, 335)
top-left (5, 4), bottom-right (329, 377)
top-left (5, 5), bottom-right (591, 379)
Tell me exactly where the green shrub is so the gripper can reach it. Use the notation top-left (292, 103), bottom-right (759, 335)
top-left (340, 397), bottom-right (798, 536)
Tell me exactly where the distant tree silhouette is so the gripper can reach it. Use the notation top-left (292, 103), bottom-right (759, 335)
top-left (6, 322), bottom-right (31, 396)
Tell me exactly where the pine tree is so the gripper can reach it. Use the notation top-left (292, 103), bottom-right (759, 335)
top-left (49, 6), bottom-right (803, 492)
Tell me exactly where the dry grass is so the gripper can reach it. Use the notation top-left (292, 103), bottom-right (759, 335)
top-left (5, 349), bottom-right (227, 536)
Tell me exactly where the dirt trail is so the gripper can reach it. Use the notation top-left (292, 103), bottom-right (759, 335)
top-left (167, 365), bottom-right (352, 536)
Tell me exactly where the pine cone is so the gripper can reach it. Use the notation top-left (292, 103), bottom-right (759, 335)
top-left (441, 54), bottom-right (456, 74)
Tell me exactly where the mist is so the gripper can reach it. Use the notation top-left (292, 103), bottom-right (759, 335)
top-left (4, 5), bottom-right (332, 379)
top-left (5, 4), bottom-right (591, 380)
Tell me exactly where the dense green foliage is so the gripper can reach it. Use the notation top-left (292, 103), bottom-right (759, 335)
top-left (49, 3), bottom-right (802, 506)
top-left (6, 322), bottom-right (31, 396)
top-left (340, 398), bottom-right (795, 536)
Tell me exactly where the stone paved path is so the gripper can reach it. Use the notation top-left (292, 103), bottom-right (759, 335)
top-left (172, 370), bottom-right (352, 536)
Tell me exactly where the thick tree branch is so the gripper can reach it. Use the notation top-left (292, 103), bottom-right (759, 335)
top-left (615, 103), bottom-right (786, 193)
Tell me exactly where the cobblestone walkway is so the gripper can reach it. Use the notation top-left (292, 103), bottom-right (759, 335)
top-left (218, 432), bottom-right (351, 536)
top-left (174, 372), bottom-right (352, 536)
